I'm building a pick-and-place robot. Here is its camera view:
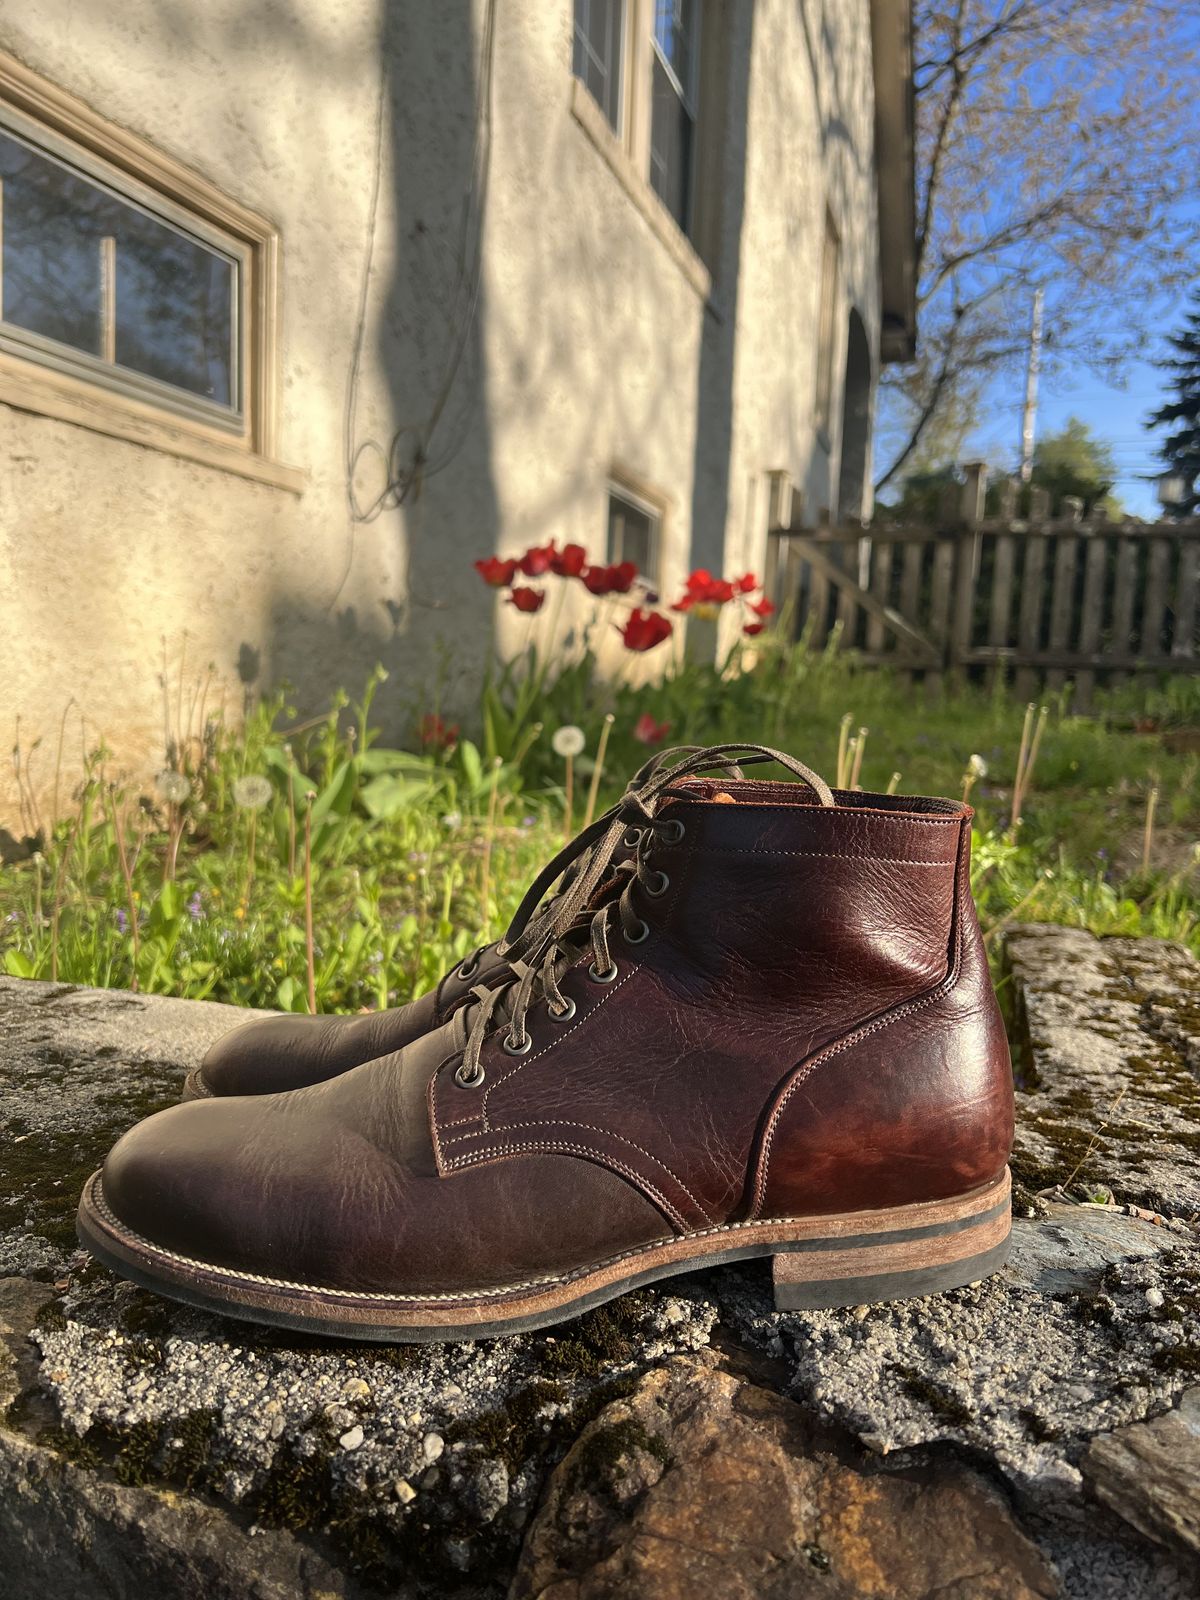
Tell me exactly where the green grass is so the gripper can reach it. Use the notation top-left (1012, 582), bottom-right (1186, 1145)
top-left (2, 641), bottom-right (1197, 1011)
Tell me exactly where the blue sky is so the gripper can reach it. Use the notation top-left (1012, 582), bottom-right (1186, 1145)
top-left (970, 330), bottom-right (1186, 520)
top-left (961, 80), bottom-right (1200, 520)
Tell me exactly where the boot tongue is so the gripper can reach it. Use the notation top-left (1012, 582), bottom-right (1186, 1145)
top-left (664, 778), bottom-right (737, 802)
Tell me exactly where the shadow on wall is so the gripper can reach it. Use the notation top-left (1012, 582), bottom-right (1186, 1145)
top-left (261, 0), bottom-right (502, 737)
top-left (689, 2), bottom-right (754, 576)
top-left (837, 307), bottom-right (873, 522)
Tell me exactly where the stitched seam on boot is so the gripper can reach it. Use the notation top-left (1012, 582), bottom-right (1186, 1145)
top-left (701, 849), bottom-right (956, 866)
top-left (750, 834), bottom-right (968, 1218)
top-left (87, 1173), bottom-right (1003, 1304)
top-left (439, 1140), bottom-right (692, 1229)
top-left (440, 1119), bottom-right (716, 1224)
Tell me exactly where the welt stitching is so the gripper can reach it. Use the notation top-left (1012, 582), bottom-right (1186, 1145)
top-left (702, 848), bottom-right (955, 866)
top-left (92, 1175), bottom-right (1011, 1304)
top-left (440, 1119), bottom-right (715, 1222)
top-left (444, 1140), bottom-right (690, 1232)
top-left (751, 837), bottom-right (969, 1216)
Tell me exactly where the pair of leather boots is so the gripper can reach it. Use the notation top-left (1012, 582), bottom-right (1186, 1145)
top-left (77, 743), bottom-right (1014, 1342)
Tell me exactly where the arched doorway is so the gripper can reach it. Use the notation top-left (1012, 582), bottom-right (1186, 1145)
top-left (837, 309), bottom-right (873, 524)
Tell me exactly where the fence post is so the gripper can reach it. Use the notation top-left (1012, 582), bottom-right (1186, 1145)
top-left (960, 461), bottom-right (988, 528)
top-left (950, 462), bottom-right (987, 677)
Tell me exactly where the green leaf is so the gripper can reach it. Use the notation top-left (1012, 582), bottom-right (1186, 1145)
top-left (458, 739), bottom-right (483, 795)
top-left (356, 748), bottom-right (440, 778)
top-left (4, 949), bottom-right (35, 978)
top-left (275, 975), bottom-right (309, 1013)
top-left (359, 773), bottom-right (434, 821)
top-left (310, 760), bottom-right (358, 825)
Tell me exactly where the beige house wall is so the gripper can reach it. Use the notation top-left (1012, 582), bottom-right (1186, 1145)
top-left (0, 0), bottom-right (883, 829)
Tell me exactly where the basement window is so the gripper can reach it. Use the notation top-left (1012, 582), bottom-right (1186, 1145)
top-left (1, 124), bottom-right (240, 424)
top-left (607, 484), bottom-right (661, 585)
top-left (0, 52), bottom-right (296, 490)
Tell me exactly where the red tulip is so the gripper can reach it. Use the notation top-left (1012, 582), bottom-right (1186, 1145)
top-left (674, 569), bottom-right (736, 610)
top-left (519, 542), bottom-right (556, 577)
top-left (735, 573), bottom-right (759, 594)
top-left (618, 607), bottom-right (673, 652)
top-left (418, 713), bottom-right (459, 751)
top-left (509, 586), bottom-right (546, 613)
top-left (551, 542), bottom-right (588, 578)
top-left (474, 556), bottom-right (517, 587)
top-left (633, 713), bottom-right (672, 745)
top-left (747, 595), bottom-right (775, 617)
top-left (743, 622), bottom-right (766, 637)
top-left (582, 561), bottom-right (638, 595)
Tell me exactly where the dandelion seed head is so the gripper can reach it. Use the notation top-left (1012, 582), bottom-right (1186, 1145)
top-left (155, 770), bottom-right (191, 804)
top-left (232, 774), bottom-right (273, 810)
top-left (551, 725), bottom-right (586, 759)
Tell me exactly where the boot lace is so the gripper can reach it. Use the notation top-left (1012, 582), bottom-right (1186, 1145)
top-left (454, 743), bottom-right (833, 1087)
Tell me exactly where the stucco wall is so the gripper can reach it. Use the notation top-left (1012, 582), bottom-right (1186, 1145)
top-left (725, 0), bottom-right (880, 569)
top-left (0, 0), bottom-right (880, 828)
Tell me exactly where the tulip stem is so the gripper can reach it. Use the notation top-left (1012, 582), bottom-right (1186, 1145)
top-left (480, 758), bottom-right (503, 941)
top-left (304, 790), bottom-right (316, 1014)
top-left (584, 713), bottom-right (615, 830)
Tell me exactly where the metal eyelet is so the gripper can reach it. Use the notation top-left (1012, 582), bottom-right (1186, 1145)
top-left (644, 870), bottom-right (670, 897)
top-left (624, 919), bottom-right (650, 945)
top-left (456, 957), bottom-right (479, 981)
top-left (550, 996), bottom-right (577, 1023)
top-left (622, 827), bottom-right (644, 850)
top-left (502, 1031), bottom-right (532, 1056)
top-left (588, 960), bottom-right (619, 984)
top-left (661, 819), bottom-right (686, 845)
top-left (454, 1061), bottom-right (485, 1089)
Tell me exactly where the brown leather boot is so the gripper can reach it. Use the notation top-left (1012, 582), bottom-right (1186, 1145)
top-left (185, 752), bottom-right (692, 1098)
top-left (78, 745), bottom-right (1014, 1339)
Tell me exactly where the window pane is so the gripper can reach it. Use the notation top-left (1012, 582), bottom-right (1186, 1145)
top-left (0, 128), bottom-right (236, 409)
top-left (115, 207), bottom-right (234, 406)
top-left (654, 0), bottom-right (698, 86)
top-left (649, 57), bottom-right (693, 229)
top-left (0, 132), bottom-right (103, 354)
top-left (573, 0), bottom-right (623, 132)
top-left (607, 493), bottom-right (657, 581)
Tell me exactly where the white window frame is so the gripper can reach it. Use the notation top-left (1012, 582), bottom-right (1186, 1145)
top-left (572, 0), bottom-right (628, 138)
top-left (648, 0), bottom-right (702, 236)
top-left (0, 50), bottom-right (299, 493)
top-left (606, 478), bottom-right (663, 586)
top-left (567, 1), bottom-right (712, 294)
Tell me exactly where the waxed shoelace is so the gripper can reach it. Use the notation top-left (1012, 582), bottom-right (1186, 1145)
top-left (455, 743), bottom-right (833, 1086)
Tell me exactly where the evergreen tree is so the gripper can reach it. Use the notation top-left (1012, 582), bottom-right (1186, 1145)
top-left (1149, 290), bottom-right (1200, 517)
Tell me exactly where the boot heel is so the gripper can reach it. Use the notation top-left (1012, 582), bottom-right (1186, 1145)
top-left (771, 1169), bottom-right (1011, 1312)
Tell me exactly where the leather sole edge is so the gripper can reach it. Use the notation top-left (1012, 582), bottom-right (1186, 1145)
top-left (179, 1067), bottom-right (213, 1102)
top-left (76, 1168), bottom-right (1011, 1342)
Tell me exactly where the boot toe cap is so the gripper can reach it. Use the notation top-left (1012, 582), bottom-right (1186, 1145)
top-left (99, 1094), bottom-right (401, 1287)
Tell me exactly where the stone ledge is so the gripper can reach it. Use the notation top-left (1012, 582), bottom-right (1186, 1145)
top-left (2, 943), bottom-right (1200, 1597)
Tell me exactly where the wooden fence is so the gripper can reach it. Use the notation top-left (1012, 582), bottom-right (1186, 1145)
top-left (766, 466), bottom-right (1200, 707)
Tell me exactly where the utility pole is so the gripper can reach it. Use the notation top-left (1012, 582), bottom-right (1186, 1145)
top-left (1019, 287), bottom-right (1044, 483)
